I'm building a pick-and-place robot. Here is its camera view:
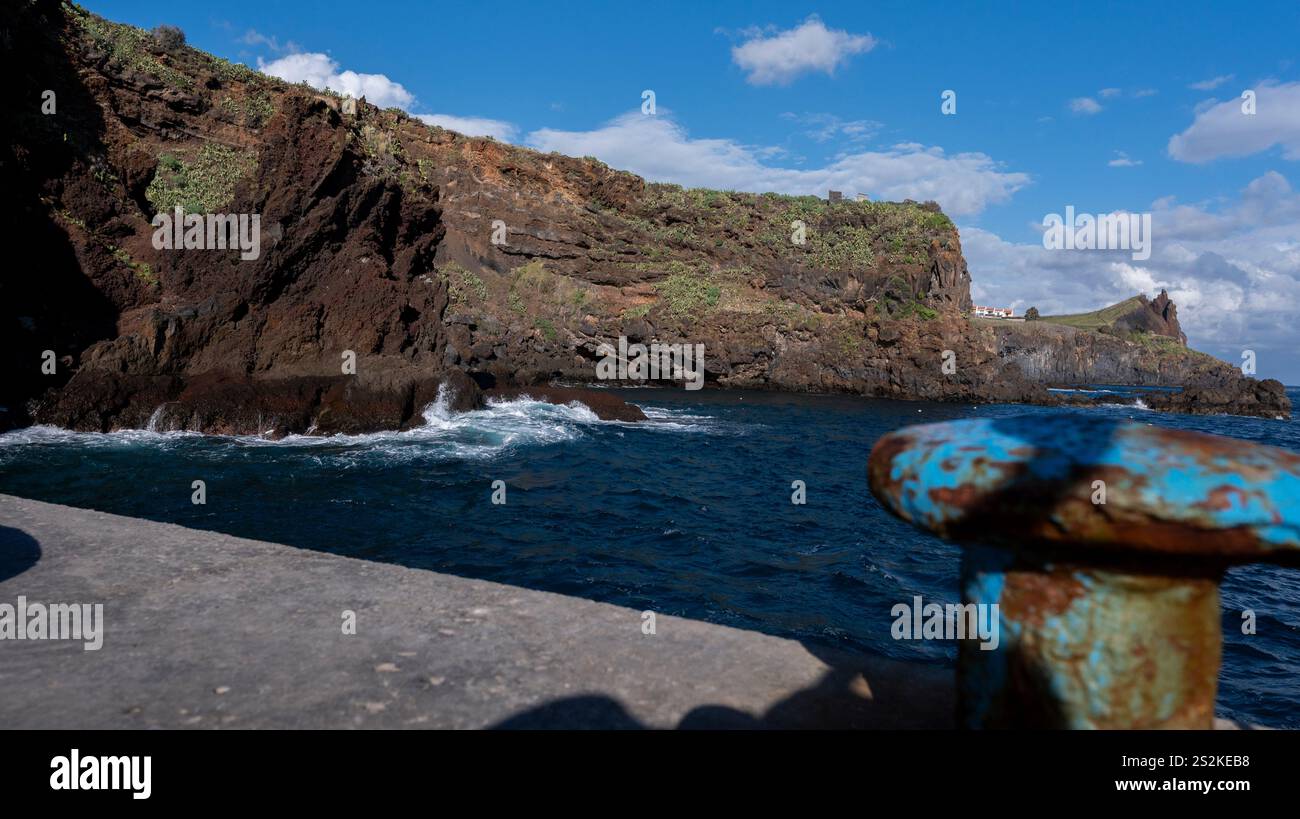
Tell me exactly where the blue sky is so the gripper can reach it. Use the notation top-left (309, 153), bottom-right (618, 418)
top-left (87, 1), bottom-right (1300, 382)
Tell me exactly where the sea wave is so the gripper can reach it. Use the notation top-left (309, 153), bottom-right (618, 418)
top-left (636, 406), bottom-right (729, 432)
top-left (0, 387), bottom-right (715, 464)
top-left (1095, 399), bottom-right (1150, 411)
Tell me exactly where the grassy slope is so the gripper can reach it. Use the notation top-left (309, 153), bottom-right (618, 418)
top-left (1011, 297), bottom-right (1219, 366)
top-left (1036, 296), bottom-right (1144, 330)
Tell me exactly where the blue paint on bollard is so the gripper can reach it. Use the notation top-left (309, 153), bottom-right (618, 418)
top-left (869, 414), bottom-right (1300, 728)
top-left (871, 414), bottom-right (1300, 559)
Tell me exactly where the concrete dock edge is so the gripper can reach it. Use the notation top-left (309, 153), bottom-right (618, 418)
top-left (0, 494), bottom-right (953, 729)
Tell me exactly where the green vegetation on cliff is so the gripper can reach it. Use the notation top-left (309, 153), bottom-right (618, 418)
top-left (1037, 296), bottom-right (1145, 331)
top-left (145, 145), bottom-right (257, 214)
top-left (77, 9), bottom-right (194, 90)
top-left (628, 184), bottom-right (953, 277)
top-left (655, 272), bottom-right (722, 316)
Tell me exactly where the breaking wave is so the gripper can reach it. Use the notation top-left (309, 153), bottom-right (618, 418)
top-left (0, 387), bottom-right (717, 466)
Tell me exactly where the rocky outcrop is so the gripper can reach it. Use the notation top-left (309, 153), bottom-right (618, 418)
top-left (1115, 290), bottom-right (1187, 345)
top-left (1145, 379), bottom-right (1290, 418)
top-left (0, 2), bottom-right (1288, 432)
top-left (993, 320), bottom-right (1289, 417)
top-left (34, 368), bottom-right (482, 435)
top-left (994, 321), bottom-right (1207, 385)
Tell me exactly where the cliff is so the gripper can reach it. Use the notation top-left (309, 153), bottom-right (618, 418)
top-left (1131, 290), bottom-right (1187, 345)
top-left (0, 2), bottom-right (1288, 434)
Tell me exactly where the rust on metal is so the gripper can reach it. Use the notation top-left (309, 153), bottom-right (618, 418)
top-left (867, 415), bottom-right (1300, 562)
top-left (867, 414), bottom-right (1300, 729)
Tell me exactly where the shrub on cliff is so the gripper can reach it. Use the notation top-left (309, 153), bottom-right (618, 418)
top-left (145, 145), bottom-right (256, 214)
top-left (359, 124), bottom-right (405, 176)
top-left (656, 273), bottom-right (721, 317)
top-left (218, 92), bottom-right (275, 128)
top-left (438, 262), bottom-right (488, 307)
top-left (76, 12), bottom-right (192, 88)
top-left (151, 24), bottom-right (186, 53)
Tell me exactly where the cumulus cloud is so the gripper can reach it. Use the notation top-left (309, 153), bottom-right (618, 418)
top-left (1153, 171), bottom-right (1300, 239)
top-left (416, 114), bottom-right (517, 141)
top-left (257, 51), bottom-right (520, 143)
top-left (526, 112), bottom-right (1028, 216)
top-left (1167, 80), bottom-right (1300, 162)
top-left (962, 171), bottom-right (1300, 380)
top-left (730, 17), bottom-right (876, 86)
top-left (1069, 97), bottom-right (1103, 115)
top-left (1098, 87), bottom-right (1123, 98)
top-left (258, 52), bottom-right (414, 109)
top-left (1190, 74), bottom-right (1235, 91)
top-left (1108, 151), bottom-right (1142, 167)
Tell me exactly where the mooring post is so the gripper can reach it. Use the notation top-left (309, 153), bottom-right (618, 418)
top-left (867, 415), bottom-right (1300, 729)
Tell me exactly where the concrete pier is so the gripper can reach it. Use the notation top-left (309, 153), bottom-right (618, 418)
top-left (0, 495), bottom-right (952, 729)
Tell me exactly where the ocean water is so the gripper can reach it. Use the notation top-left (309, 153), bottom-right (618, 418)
top-left (1, 386), bottom-right (1297, 728)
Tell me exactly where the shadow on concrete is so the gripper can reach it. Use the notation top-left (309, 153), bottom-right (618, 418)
top-left (494, 415), bottom-right (1135, 729)
top-left (491, 643), bottom-right (953, 730)
top-left (0, 526), bottom-right (42, 582)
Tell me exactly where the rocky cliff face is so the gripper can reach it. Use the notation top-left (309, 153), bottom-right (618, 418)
top-left (992, 321), bottom-right (1287, 416)
top-left (0, 2), bottom-right (1288, 433)
top-left (1114, 290), bottom-right (1187, 345)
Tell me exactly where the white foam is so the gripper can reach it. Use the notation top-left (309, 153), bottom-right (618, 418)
top-left (638, 405), bottom-right (741, 435)
top-left (145, 405), bottom-right (165, 432)
top-left (0, 386), bottom-right (716, 464)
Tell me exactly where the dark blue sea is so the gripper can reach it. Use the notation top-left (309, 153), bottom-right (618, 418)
top-left (2, 386), bottom-right (1297, 728)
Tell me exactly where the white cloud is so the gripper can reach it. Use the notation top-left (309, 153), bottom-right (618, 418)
top-left (731, 17), bottom-right (876, 86)
top-left (962, 171), bottom-right (1300, 380)
top-left (240, 29), bottom-right (297, 54)
top-left (258, 52), bottom-right (414, 109)
top-left (1108, 151), bottom-right (1142, 167)
top-left (781, 112), bottom-right (882, 143)
top-left (257, 51), bottom-right (521, 143)
top-left (1079, 88), bottom-right (1158, 104)
top-left (1190, 74), bottom-right (1235, 91)
top-left (416, 114), bottom-right (517, 141)
top-left (526, 112), bottom-right (1028, 216)
top-left (1168, 80), bottom-right (1300, 162)
top-left (1069, 97), bottom-right (1103, 115)
top-left (1153, 171), bottom-right (1300, 239)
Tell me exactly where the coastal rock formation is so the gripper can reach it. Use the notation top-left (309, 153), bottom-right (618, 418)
top-left (993, 320), bottom-right (1204, 385)
top-left (1145, 378), bottom-right (1290, 418)
top-left (0, 2), bottom-right (1287, 433)
top-left (1115, 290), bottom-right (1187, 345)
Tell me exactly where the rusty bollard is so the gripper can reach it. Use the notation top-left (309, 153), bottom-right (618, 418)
top-left (867, 414), bottom-right (1300, 729)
